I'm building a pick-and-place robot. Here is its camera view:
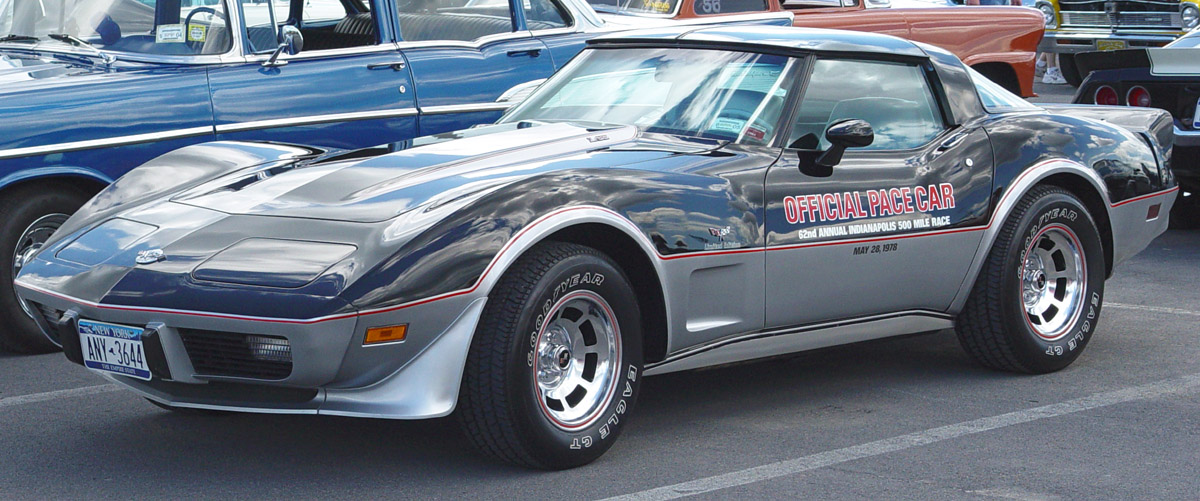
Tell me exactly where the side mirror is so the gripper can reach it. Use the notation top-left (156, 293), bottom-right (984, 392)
top-left (263, 25), bottom-right (303, 67)
top-left (816, 119), bottom-right (874, 169)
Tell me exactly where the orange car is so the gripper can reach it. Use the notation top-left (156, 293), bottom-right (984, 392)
top-left (785, 1), bottom-right (1044, 96)
top-left (591, 0), bottom-right (1044, 97)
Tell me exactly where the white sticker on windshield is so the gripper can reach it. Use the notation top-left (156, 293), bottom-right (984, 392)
top-left (712, 117), bottom-right (746, 134)
top-left (156, 24), bottom-right (185, 43)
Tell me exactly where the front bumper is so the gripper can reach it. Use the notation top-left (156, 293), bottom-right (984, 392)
top-left (1039, 30), bottom-right (1183, 53)
top-left (15, 280), bottom-right (487, 419)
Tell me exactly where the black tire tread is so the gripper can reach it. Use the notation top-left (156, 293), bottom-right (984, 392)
top-left (956, 185), bottom-right (1075, 373)
top-left (457, 241), bottom-right (612, 469)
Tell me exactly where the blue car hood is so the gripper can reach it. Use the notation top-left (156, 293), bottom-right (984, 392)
top-left (169, 122), bottom-right (721, 223)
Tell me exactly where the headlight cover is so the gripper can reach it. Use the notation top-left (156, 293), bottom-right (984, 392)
top-left (192, 239), bottom-right (356, 289)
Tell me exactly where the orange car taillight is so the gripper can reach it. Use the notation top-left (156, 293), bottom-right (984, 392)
top-left (1094, 85), bottom-right (1119, 106)
top-left (1126, 86), bottom-right (1152, 107)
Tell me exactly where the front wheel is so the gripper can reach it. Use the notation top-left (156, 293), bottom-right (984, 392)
top-left (0, 186), bottom-right (91, 354)
top-left (956, 186), bottom-right (1106, 374)
top-left (458, 241), bottom-right (643, 469)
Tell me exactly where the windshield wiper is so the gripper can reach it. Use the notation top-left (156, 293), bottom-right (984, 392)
top-left (0, 34), bottom-right (40, 44)
top-left (46, 33), bottom-right (116, 65)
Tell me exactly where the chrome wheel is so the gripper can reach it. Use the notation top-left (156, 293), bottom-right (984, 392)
top-left (12, 213), bottom-right (68, 320)
top-left (534, 290), bottom-right (621, 430)
top-left (1021, 225), bottom-right (1086, 341)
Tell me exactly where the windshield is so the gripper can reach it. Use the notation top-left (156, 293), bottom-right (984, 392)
top-left (502, 48), bottom-right (797, 145)
top-left (0, 0), bottom-right (232, 56)
top-left (586, 0), bottom-right (678, 16)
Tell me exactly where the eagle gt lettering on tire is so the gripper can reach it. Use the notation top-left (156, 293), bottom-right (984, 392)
top-left (458, 241), bottom-right (643, 469)
top-left (956, 186), bottom-right (1106, 374)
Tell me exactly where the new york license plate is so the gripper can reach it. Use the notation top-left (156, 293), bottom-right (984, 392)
top-left (79, 319), bottom-right (151, 381)
top-left (1096, 40), bottom-right (1127, 51)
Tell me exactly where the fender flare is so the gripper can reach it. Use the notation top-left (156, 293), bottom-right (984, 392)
top-left (469, 205), bottom-right (675, 336)
top-left (323, 206), bottom-right (675, 419)
top-left (948, 158), bottom-right (1110, 314)
top-left (0, 166), bottom-right (113, 193)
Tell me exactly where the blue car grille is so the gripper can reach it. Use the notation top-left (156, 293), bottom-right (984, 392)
top-left (179, 329), bottom-right (293, 380)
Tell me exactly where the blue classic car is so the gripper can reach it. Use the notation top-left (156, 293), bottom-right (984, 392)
top-left (0, 0), bottom-right (791, 352)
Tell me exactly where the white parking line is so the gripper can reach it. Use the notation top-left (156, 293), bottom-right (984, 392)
top-left (0, 384), bottom-right (120, 409)
top-left (1106, 302), bottom-right (1200, 318)
top-left (603, 374), bottom-right (1200, 501)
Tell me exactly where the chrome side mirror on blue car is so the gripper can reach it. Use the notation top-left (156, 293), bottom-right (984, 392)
top-left (263, 25), bottom-right (304, 68)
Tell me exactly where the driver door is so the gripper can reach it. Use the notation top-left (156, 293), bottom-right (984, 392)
top-left (764, 56), bottom-right (993, 329)
top-left (208, 0), bottom-right (418, 150)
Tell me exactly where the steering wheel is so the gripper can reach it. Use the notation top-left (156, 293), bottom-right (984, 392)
top-left (183, 7), bottom-right (228, 50)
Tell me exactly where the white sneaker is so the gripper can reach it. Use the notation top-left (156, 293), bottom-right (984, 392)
top-left (1042, 67), bottom-right (1067, 85)
top-left (1035, 59), bottom-right (1047, 76)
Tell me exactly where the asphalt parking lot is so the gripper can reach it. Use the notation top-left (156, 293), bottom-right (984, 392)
top-left (3, 82), bottom-right (1198, 499)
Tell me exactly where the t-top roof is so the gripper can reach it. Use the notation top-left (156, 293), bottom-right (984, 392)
top-left (590, 25), bottom-right (927, 58)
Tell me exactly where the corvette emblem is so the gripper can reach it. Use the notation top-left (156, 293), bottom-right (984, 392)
top-left (135, 249), bottom-right (165, 265)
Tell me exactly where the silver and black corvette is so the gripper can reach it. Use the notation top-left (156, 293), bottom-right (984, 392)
top-left (14, 26), bottom-right (1178, 468)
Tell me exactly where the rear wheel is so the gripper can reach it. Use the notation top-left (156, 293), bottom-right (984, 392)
top-left (956, 186), bottom-right (1106, 373)
top-left (0, 186), bottom-right (91, 354)
top-left (458, 241), bottom-right (643, 469)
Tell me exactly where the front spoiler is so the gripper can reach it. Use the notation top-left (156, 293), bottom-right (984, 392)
top-left (121, 298), bottom-right (487, 419)
top-left (125, 297), bottom-right (487, 419)
top-left (15, 279), bottom-right (488, 420)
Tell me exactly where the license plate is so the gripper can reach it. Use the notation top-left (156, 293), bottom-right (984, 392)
top-left (79, 319), bottom-right (151, 381)
top-left (1096, 40), bottom-right (1127, 51)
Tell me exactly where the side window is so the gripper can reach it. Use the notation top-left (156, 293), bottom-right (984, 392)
top-left (692, 0), bottom-right (768, 15)
top-left (242, 0), bottom-right (282, 53)
top-left (523, 0), bottom-right (570, 29)
top-left (394, 0), bottom-right (516, 42)
top-left (788, 58), bottom-right (945, 151)
top-left (286, 0), bottom-right (353, 23)
top-left (244, 0), bottom-right (377, 53)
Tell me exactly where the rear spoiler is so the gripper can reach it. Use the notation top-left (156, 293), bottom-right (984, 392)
top-left (1074, 48), bottom-right (1200, 78)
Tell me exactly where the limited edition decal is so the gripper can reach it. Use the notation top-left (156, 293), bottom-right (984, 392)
top-left (784, 183), bottom-right (957, 239)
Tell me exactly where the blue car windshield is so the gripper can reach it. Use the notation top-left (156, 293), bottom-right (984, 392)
top-left (502, 48), bottom-right (797, 145)
top-left (0, 0), bottom-right (233, 56)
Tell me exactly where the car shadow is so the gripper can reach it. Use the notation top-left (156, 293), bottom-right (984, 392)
top-left (38, 329), bottom-right (1003, 491)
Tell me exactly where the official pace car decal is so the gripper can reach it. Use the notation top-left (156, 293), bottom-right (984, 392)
top-left (783, 183), bottom-right (957, 239)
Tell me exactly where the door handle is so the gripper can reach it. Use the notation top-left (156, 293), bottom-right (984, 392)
top-left (367, 61), bottom-right (406, 71)
top-left (507, 48), bottom-right (541, 58)
top-left (936, 132), bottom-right (968, 152)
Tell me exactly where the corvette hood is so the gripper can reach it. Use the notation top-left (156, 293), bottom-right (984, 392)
top-left (170, 122), bottom-right (719, 223)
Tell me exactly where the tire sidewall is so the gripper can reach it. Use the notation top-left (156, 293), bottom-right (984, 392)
top-left (1001, 192), bottom-right (1105, 372)
top-left (505, 252), bottom-right (643, 467)
top-left (0, 189), bottom-right (89, 351)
